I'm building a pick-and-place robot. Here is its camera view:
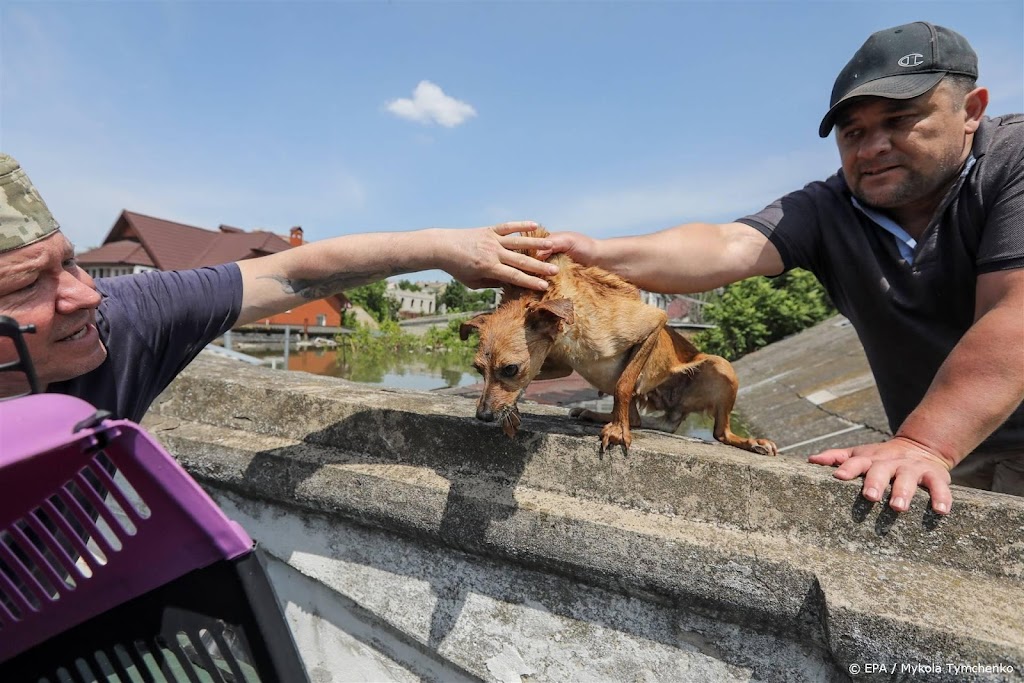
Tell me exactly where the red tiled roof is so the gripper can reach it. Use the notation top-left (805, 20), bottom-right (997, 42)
top-left (76, 210), bottom-right (349, 311)
top-left (190, 229), bottom-right (292, 268)
top-left (666, 298), bottom-right (692, 320)
top-left (75, 240), bottom-right (155, 267)
top-left (80, 210), bottom-right (292, 271)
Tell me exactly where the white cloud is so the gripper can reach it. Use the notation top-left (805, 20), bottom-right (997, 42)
top-left (385, 81), bottom-right (477, 128)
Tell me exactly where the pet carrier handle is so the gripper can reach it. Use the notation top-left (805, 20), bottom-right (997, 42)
top-left (0, 315), bottom-right (40, 396)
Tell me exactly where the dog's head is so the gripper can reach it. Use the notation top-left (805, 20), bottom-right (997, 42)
top-left (459, 297), bottom-right (574, 437)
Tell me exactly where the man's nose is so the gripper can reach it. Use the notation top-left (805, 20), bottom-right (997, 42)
top-left (55, 271), bottom-right (101, 314)
top-left (858, 128), bottom-right (892, 159)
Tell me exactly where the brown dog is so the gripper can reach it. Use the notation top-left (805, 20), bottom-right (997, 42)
top-left (459, 228), bottom-right (777, 456)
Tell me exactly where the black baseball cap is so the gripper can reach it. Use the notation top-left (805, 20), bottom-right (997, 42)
top-left (819, 22), bottom-right (978, 138)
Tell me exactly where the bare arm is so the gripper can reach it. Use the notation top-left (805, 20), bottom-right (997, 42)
top-left (810, 268), bottom-right (1024, 514)
top-left (543, 222), bottom-right (784, 294)
top-left (234, 222), bottom-right (555, 326)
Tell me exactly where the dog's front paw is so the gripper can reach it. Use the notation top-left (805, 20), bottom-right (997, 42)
top-left (600, 422), bottom-right (631, 454)
top-left (751, 438), bottom-right (778, 457)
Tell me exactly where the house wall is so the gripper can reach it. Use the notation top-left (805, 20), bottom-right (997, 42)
top-left (391, 287), bottom-right (437, 316)
top-left (252, 299), bottom-right (342, 329)
top-left (85, 264), bottom-right (157, 278)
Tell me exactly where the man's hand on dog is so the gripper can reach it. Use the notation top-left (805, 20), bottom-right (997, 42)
top-left (534, 230), bottom-right (600, 265)
top-left (809, 436), bottom-right (955, 515)
top-left (441, 222), bottom-right (559, 291)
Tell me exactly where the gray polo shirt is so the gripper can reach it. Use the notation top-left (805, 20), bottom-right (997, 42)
top-left (738, 114), bottom-right (1024, 452)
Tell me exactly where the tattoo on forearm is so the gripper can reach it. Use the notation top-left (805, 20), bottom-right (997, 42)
top-left (260, 269), bottom-right (400, 299)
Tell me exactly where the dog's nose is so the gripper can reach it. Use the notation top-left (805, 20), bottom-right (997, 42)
top-left (476, 406), bottom-right (495, 422)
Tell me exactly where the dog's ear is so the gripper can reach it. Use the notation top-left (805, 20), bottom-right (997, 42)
top-left (534, 298), bottom-right (575, 324)
top-left (526, 298), bottom-right (574, 337)
top-left (459, 312), bottom-right (491, 340)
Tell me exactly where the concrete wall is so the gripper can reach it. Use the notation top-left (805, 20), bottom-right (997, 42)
top-left (145, 355), bottom-right (1024, 683)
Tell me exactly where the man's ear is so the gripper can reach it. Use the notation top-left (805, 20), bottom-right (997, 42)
top-left (963, 86), bottom-right (989, 134)
top-left (459, 312), bottom-right (491, 341)
top-left (526, 298), bottom-right (574, 338)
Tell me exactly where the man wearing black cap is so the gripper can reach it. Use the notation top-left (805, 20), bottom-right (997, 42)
top-left (541, 21), bottom-right (1024, 515)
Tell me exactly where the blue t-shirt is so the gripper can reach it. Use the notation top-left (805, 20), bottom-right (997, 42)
top-left (51, 264), bottom-right (243, 422)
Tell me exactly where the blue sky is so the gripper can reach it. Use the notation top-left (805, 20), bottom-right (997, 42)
top-left (2, 1), bottom-right (1022, 282)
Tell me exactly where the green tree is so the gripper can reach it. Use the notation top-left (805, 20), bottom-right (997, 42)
top-left (467, 288), bottom-right (498, 310)
top-left (438, 281), bottom-right (468, 312)
top-left (694, 269), bottom-right (835, 360)
top-left (397, 279), bottom-right (421, 291)
top-left (345, 281), bottom-right (399, 322)
top-left (439, 281), bottom-right (497, 313)
top-left (423, 317), bottom-right (478, 352)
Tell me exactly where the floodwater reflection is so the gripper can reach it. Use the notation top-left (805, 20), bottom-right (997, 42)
top-left (257, 348), bottom-right (478, 391)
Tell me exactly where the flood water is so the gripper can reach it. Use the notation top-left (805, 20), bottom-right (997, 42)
top-left (255, 348), bottom-right (478, 391)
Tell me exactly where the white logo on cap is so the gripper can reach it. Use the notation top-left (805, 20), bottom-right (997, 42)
top-left (898, 53), bottom-right (925, 67)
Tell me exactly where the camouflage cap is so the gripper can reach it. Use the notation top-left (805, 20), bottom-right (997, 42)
top-left (0, 154), bottom-right (60, 254)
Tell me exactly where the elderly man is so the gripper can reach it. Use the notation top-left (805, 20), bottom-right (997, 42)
top-left (0, 153), bottom-right (556, 422)
top-left (542, 22), bottom-right (1024, 514)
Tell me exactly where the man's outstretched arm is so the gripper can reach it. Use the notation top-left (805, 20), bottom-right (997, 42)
top-left (234, 222), bottom-right (557, 326)
top-left (542, 221), bottom-right (784, 294)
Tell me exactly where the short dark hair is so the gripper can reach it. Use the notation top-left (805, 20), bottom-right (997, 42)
top-left (943, 74), bottom-right (978, 109)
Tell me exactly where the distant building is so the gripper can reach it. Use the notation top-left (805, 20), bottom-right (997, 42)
top-left (388, 282), bottom-right (437, 317)
top-left (387, 280), bottom-right (503, 318)
top-left (77, 212), bottom-right (348, 331)
top-left (639, 290), bottom-right (672, 311)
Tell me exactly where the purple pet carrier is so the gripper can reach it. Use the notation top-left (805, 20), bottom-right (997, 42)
top-left (0, 316), bottom-right (308, 682)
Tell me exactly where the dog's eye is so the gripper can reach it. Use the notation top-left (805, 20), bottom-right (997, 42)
top-left (499, 364), bottom-right (519, 379)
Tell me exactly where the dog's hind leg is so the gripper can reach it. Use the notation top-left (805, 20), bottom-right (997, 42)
top-left (702, 356), bottom-right (778, 456)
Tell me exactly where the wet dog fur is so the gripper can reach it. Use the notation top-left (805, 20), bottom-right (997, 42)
top-left (459, 228), bottom-right (778, 456)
